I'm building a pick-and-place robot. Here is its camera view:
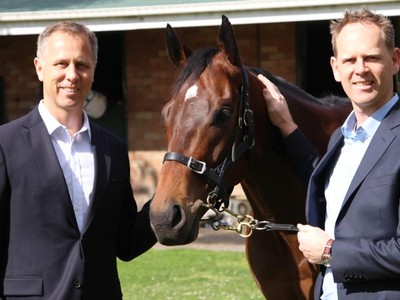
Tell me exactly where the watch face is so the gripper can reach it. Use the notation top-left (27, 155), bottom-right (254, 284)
top-left (322, 254), bottom-right (332, 267)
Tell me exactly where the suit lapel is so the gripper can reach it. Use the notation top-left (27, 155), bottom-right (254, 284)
top-left (82, 124), bottom-right (111, 233)
top-left (20, 108), bottom-right (79, 231)
top-left (341, 103), bottom-right (400, 208)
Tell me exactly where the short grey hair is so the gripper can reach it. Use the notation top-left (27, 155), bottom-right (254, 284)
top-left (36, 21), bottom-right (98, 63)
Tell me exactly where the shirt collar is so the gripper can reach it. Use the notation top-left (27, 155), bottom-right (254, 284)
top-left (38, 100), bottom-right (92, 139)
top-left (341, 94), bottom-right (399, 141)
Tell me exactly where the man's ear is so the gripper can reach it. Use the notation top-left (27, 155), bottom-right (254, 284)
top-left (330, 56), bottom-right (341, 82)
top-left (391, 48), bottom-right (400, 75)
top-left (34, 57), bottom-right (43, 82)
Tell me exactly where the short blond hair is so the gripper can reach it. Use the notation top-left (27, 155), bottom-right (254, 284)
top-left (330, 7), bottom-right (395, 56)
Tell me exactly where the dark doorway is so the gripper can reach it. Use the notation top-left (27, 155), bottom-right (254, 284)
top-left (297, 17), bottom-right (400, 98)
top-left (90, 31), bottom-right (126, 140)
top-left (297, 21), bottom-right (346, 98)
top-left (0, 77), bottom-right (5, 125)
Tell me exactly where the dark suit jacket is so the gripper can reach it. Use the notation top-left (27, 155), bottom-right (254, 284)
top-left (286, 98), bottom-right (400, 299)
top-left (0, 107), bottom-right (157, 300)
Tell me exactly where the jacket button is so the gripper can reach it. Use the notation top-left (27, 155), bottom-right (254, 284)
top-left (344, 274), bottom-right (353, 282)
top-left (73, 280), bottom-right (82, 289)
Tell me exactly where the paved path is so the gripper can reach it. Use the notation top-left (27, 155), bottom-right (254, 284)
top-left (154, 226), bottom-right (246, 252)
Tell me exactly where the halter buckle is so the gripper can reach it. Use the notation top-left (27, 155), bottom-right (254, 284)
top-left (243, 109), bottom-right (253, 127)
top-left (187, 157), bottom-right (206, 174)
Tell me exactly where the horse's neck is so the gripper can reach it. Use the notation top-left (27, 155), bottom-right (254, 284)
top-left (275, 78), bottom-right (351, 154)
top-left (241, 151), bottom-right (307, 223)
top-left (239, 74), bottom-right (307, 222)
top-left (239, 69), bottom-right (349, 222)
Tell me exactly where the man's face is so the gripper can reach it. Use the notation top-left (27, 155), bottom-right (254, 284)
top-left (330, 22), bottom-right (400, 115)
top-left (34, 31), bottom-right (96, 113)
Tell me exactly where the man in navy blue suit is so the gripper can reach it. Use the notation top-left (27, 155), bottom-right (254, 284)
top-left (259, 7), bottom-right (400, 299)
top-left (0, 21), bottom-right (156, 299)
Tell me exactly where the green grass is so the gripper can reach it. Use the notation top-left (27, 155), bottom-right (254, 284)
top-left (118, 248), bottom-right (265, 300)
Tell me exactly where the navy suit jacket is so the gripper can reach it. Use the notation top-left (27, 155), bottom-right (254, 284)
top-left (0, 107), bottom-right (157, 299)
top-left (286, 98), bottom-right (400, 299)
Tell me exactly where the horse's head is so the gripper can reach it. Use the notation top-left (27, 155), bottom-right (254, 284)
top-left (150, 16), bottom-right (255, 245)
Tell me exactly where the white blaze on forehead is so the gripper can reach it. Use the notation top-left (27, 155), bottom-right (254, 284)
top-left (184, 84), bottom-right (198, 101)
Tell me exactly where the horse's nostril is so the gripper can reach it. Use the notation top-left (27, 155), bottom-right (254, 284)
top-left (171, 205), bottom-right (183, 228)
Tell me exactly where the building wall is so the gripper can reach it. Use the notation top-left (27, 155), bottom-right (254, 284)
top-left (0, 35), bottom-right (39, 122)
top-left (0, 22), bottom-right (296, 207)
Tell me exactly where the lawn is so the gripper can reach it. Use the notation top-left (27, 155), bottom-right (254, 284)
top-left (118, 248), bottom-right (265, 300)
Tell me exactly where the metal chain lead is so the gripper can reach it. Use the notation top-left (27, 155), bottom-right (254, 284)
top-left (201, 203), bottom-right (298, 238)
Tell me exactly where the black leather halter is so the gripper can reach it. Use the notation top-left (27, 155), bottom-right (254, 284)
top-left (163, 67), bottom-right (255, 209)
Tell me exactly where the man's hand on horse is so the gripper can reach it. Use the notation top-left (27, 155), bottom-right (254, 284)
top-left (257, 74), bottom-right (298, 137)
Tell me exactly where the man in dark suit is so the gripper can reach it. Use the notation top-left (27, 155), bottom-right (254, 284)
top-left (0, 21), bottom-right (157, 299)
top-left (259, 7), bottom-right (400, 299)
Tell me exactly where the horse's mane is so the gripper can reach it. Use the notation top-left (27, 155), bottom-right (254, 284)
top-left (171, 47), bottom-right (219, 97)
top-left (249, 67), bottom-right (349, 107)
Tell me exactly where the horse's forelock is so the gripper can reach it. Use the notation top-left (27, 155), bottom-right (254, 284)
top-left (171, 47), bottom-right (220, 97)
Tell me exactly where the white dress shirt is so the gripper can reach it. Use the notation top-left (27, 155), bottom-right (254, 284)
top-left (38, 100), bottom-right (95, 232)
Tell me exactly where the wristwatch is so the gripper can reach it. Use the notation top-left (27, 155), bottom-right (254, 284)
top-left (321, 239), bottom-right (334, 267)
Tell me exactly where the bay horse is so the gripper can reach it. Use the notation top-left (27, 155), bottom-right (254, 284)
top-left (149, 15), bottom-right (352, 299)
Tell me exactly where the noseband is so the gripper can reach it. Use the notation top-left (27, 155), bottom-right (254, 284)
top-left (163, 67), bottom-right (255, 209)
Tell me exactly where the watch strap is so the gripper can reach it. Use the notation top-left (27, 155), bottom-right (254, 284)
top-left (323, 239), bottom-right (334, 255)
top-left (321, 239), bottom-right (334, 267)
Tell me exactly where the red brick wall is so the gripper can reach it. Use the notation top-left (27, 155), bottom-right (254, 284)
top-left (124, 28), bottom-right (171, 151)
top-left (0, 35), bottom-right (40, 121)
top-left (258, 23), bottom-right (296, 82)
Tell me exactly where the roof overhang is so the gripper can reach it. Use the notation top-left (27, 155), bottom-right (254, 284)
top-left (1, 0), bottom-right (399, 36)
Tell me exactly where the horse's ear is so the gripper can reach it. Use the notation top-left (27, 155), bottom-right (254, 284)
top-left (218, 15), bottom-right (243, 68)
top-left (165, 24), bottom-right (192, 68)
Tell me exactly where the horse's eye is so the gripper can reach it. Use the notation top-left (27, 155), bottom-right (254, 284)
top-left (214, 107), bottom-right (232, 124)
